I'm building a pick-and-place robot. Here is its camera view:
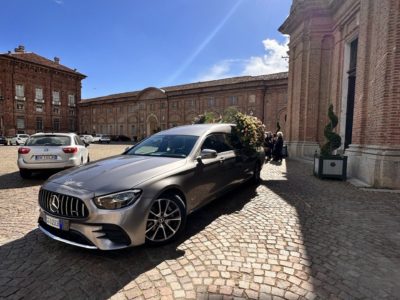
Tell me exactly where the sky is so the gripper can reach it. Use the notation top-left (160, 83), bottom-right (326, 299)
top-left (0, 0), bottom-right (292, 99)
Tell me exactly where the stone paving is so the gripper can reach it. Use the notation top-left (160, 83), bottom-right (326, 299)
top-left (0, 144), bottom-right (400, 299)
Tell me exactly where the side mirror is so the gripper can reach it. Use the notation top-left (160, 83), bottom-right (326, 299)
top-left (84, 142), bottom-right (90, 147)
top-left (197, 149), bottom-right (217, 162)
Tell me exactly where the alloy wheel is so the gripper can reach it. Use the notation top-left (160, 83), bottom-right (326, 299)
top-left (145, 198), bottom-right (182, 242)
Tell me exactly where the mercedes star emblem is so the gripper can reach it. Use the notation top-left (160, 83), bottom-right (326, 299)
top-left (49, 195), bottom-right (60, 213)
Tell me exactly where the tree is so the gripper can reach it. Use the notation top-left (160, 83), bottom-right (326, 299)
top-left (320, 104), bottom-right (342, 156)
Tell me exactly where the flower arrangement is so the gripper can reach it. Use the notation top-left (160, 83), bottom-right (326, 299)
top-left (232, 112), bottom-right (265, 151)
top-left (193, 109), bottom-right (265, 152)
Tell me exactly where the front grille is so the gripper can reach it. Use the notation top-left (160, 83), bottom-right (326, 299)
top-left (39, 189), bottom-right (89, 219)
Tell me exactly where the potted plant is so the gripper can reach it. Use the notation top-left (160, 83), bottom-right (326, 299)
top-left (314, 104), bottom-right (347, 180)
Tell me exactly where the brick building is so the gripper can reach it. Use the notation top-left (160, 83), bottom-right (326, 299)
top-left (0, 45), bottom-right (86, 136)
top-left (280, 0), bottom-right (400, 188)
top-left (79, 72), bottom-right (288, 140)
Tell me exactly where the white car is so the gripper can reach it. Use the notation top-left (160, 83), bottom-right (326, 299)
top-left (79, 135), bottom-right (94, 144)
top-left (94, 134), bottom-right (111, 144)
top-left (17, 133), bottom-right (90, 178)
top-left (10, 134), bottom-right (30, 145)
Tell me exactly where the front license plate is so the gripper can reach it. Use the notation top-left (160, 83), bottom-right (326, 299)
top-left (36, 155), bottom-right (57, 160)
top-left (45, 215), bottom-right (69, 230)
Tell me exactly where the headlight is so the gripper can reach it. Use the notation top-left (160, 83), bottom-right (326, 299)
top-left (93, 189), bottom-right (142, 210)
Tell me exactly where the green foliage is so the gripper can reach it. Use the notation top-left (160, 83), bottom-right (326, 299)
top-left (222, 107), bottom-right (239, 123)
top-left (321, 104), bottom-right (342, 156)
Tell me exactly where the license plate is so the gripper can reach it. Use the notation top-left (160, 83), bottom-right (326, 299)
top-left (44, 215), bottom-right (69, 230)
top-left (36, 155), bottom-right (57, 160)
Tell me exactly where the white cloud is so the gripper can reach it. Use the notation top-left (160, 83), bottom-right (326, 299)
top-left (196, 36), bottom-right (289, 81)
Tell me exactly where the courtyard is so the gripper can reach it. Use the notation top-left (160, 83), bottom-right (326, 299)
top-left (0, 144), bottom-right (399, 299)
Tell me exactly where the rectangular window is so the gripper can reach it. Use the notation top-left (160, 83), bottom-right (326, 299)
top-left (92, 108), bottom-right (96, 114)
top-left (52, 91), bottom-right (60, 105)
top-left (248, 94), bottom-right (256, 104)
top-left (161, 102), bottom-right (166, 109)
top-left (36, 117), bottom-right (43, 132)
top-left (128, 105), bottom-right (135, 113)
top-left (171, 102), bottom-right (178, 109)
top-left (68, 94), bottom-right (75, 107)
top-left (35, 88), bottom-right (44, 102)
top-left (53, 119), bottom-right (60, 131)
top-left (69, 109), bottom-right (75, 116)
top-left (207, 97), bottom-right (215, 107)
top-left (68, 119), bottom-right (75, 131)
top-left (150, 104), bottom-right (155, 111)
top-left (16, 102), bottom-right (24, 110)
top-left (229, 96), bottom-right (238, 106)
top-left (36, 104), bottom-right (43, 112)
top-left (139, 103), bottom-right (145, 110)
top-left (17, 117), bottom-right (25, 129)
top-left (15, 84), bottom-right (25, 100)
top-left (53, 107), bottom-right (60, 114)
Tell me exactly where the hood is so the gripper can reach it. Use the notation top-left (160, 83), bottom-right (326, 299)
top-left (46, 155), bottom-right (186, 196)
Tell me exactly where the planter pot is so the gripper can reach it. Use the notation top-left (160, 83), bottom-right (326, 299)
top-left (313, 155), bottom-right (347, 180)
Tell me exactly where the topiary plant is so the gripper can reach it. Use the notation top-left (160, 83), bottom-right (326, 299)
top-left (320, 104), bottom-right (342, 156)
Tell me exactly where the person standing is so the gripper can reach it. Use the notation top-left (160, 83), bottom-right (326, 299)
top-left (272, 131), bottom-right (284, 161)
top-left (264, 131), bottom-right (273, 161)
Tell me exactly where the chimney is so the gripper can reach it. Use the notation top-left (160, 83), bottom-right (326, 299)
top-left (54, 57), bottom-right (60, 64)
top-left (14, 45), bottom-right (25, 53)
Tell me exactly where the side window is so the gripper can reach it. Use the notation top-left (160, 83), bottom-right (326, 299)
top-left (201, 134), bottom-right (233, 153)
top-left (75, 136), bottom-right (84, 146)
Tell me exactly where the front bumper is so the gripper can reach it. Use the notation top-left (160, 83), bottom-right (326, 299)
top-left (38, 183), bottom-right (151, 250)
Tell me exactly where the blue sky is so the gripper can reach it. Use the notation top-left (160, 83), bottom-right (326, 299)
top-left (0, 0), bottom-right (291, 98)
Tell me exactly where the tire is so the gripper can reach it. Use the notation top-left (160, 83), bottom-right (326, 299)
top-left (252, 162), bottom-right (261, 185)
top-left (20, 169), bottom-right (32, 179)
top-left (145, 194), bottom-right (186, 246)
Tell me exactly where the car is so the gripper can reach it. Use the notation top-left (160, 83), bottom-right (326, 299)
top-left (18, 133), bottom-right (90, 178)
top-left (10, 134), bottom-right (30, 145)
top-left (93, 134), bottom-right (111, 144)
top-left (37, 124), bottom-right (265, 250)
top-left (79, 135), bottom-right (94, 144)
top-left (0, 135), bottom-right (7, 145)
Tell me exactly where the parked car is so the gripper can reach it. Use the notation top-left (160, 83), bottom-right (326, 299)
top-left (0, 135), bottom-right (7, 145)
top-left (18, 133), bottom-right (90, 178)
top-left (79, 135), bottom-right (94, 144)
top-left (10, 134), bottom-right (30, 145)
top-left (37, 124), bottom-right (265, 250)
top-left (93, 134), bottom-right (111, 144)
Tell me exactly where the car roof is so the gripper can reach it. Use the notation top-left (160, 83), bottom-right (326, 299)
top-left (157, 123), bottom-right (234, 136)
top-left (30, 132), bottom-right (76, 137)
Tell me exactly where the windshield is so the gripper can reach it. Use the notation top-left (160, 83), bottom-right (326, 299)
top-left (26, 135), bottom-right (71, 146)
top-left (127, 134), bottom-right (198, 158)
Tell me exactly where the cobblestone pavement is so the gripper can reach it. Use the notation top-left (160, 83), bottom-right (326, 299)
top-left (0, 144), bottom-right (400, 299)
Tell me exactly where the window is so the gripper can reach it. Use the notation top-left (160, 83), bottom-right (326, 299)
top-left (52, 91), bottom-right (60, 105)
top-left (171, 102), bottom-right (178, 109)
top-left (161, 102), bottom-right (166, 109)
top-left (36, 117), bottom-right (43, 132)
top-left (120, 125), bottom-right (124, 134)
top-left (229, 96), bottom-right (238, 106)
top-left (207, 97), bottom-right (215, 107)
top-left (131, 125), bottom-right (136, 136)
top-left (248, 94), bottom-right (256, 104)
top-left (17, 117), bottom-right (25, 130)
top-left (35, 88), bottom-right (44, 102)
top-left (68, 94), bottom-right (75, 107)
top-left (16, 102), bottom-right (24, 110)
top-left (187, 99), bottom-right (195, 107)
top-left (53, 107), bottom-right (60, 114)
top-left (92, 108), bottom-right (96, 114)
top-left (36, 104), bottom-right (43, 112)
top-left (107, 108), bottom-right (112, 113)
top-left (150, 104), bottom-right (155, 111)
top-left (68, 119), bottom-right (75, 131)
top-left (129, 105), bottom-right (135, 113)
top-left (15, 84), bottom-right (25, 100)
top-left (53, 119), bottom-right (60, 131)
top-left (69, 109), bottom-right (75, 116)
top-left (139, 103), bottom-right (145, 109)
top-left (201, 133), bottom-right (233, 153)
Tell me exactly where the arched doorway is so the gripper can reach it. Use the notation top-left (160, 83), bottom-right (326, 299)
top-left (147, 114), bottom-right (159, 136)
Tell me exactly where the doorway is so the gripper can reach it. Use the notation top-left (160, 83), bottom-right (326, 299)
top-left (344, 38), bottom-right (358, 149)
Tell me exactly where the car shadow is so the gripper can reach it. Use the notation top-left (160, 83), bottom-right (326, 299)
top-left (0, 182), bottom-right (258, 299)
top-left (0, 171), bottom-right (49, 190)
